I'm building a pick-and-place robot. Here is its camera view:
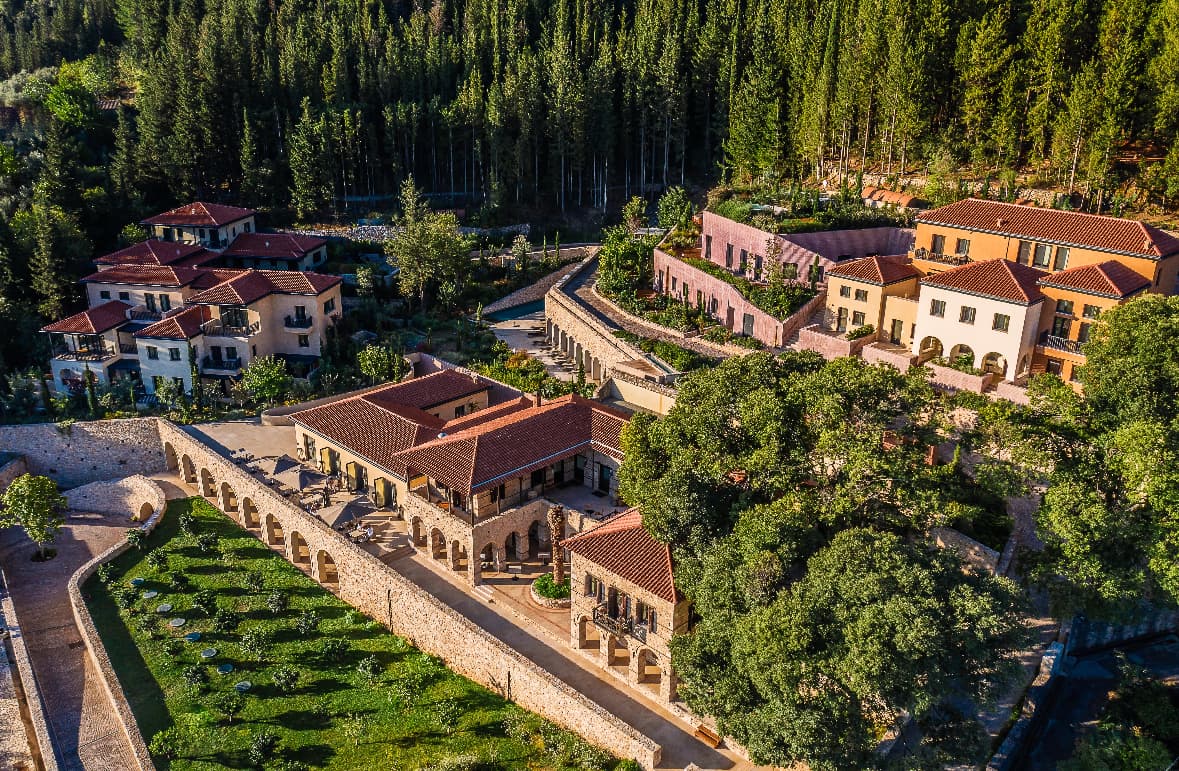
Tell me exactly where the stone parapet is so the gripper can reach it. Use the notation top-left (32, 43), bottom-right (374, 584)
top-left (64, 475), bottom-right (165, 522)
top-left (0, 567), bottom-right (57, 771)
top-left (0, 455), bottom-right (28, 493)
top-left (0, 419), bottom-right (164, 488)
top-left (796, 324), bottom-right (875, 360)
top-left (587, 282), bottom-right (747, 358)
top-left (931, 526), bottom-right (1000, 574)
top-left (862, 342), bottom-right (917, 372)
top-left (924, 363), bottom-right (997, 394)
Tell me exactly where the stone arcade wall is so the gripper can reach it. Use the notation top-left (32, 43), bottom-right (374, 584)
top-left (158, 421), bottom-right (663, 768)
top-left (0, 419), bottom-right (165, 488)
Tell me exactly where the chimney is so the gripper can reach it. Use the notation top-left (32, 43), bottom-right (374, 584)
top-left (996, 218), bottom-right (1006, 227)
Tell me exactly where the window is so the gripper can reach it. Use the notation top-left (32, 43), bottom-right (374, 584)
top-left (1017, 241), bottom-right (1032, 265)
top-left (754, 254), bottom-right (763, 280)
top-left (930, 299), bottom-right (946, 318)
top-left (586, 574), bottom-right (602, 600)
top-left (323, 298), bottom-right (336, 314)
top-left (1045, 358), bottom-right (1063, 376)
top-left (298, 335), bottom-right (310, 348)
top-left (1033, 243), bottom-right (1051, 268)
top-left (119, 291), bottom-right (130, 301)
top-left (145, 294), bottom-right (157, 312)
top-left (1082, 304), bottom-right (1101, 319)
top-left (160, 294), bottom-right (171, 311)
top-left (1055, 299), bottom-right (1074, 316)
top-left (992, 313), bottom-right (1010, 332)
top-left (955, 238), bottom-right (970, 255)
top-left (454, 405), bottom-right (465, 418)
top-left (1053, 247), bottom-right (1070, 271)
top-left (671, 276), bottom-right (677, 292)
top-left (1077, 322), bottom-right (1093, 344)
top-left (739, 249), bottom-right (748, 273)
top-left (836, 307), bottom-right (849, 332)
top-left (852, 311), bottom-right (866, 326)
top-left (225, 346), bottom-right (239, 360)
top-left (99, 290), bottom-right (111, 299)
top-left (172, 377), bottom-right (184, 388)
top-left (931, 234), bottom-right (946, 254)
top-left (839, 285), bottom-right (851, 298)
top-left (959, 306), bottom-right (977, 324)
top-left (530, 468), bottom-right (546, 488)
top-left (725, 243), bottom-right (733, 268)
top-left (146, 346), bottom-right (159, 360)
top-left (1051, 316), bottom-right (1071, 338)
top-left (635, 600), bottom-right (657, 632)
top-left (854, 288), bottom-right (868, 302)
top-left (169, 347), bottom-right (181, 361)
top-left (705, 235), bottom-right (712, 260)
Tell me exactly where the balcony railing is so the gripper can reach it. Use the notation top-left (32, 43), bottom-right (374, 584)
top-left (284, 315), bottom-right (313, 329)
top-left (52, 345), bottom-right (116, 361)
top-left (129, 307), bottom-right (162, 321)
top-left (591, 604), bottom-right (647, 642)
top-left (201, 319), bottom-right (260, 338)
top-left (202, 356), bottom-right (243, 372)
top-left (118, 342), bottom-right (138, 354)
top-left (1039, 332), bottom-right (1084, 354)
top-left (911, 247), bottom-right (971, 266)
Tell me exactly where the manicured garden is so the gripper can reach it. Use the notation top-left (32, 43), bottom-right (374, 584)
top-left (86, 497), bottom-right (631, 770)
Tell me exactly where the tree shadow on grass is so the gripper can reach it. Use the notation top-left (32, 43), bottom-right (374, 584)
top-left (289, 743), bottom-right (336, 768)
top-left (267, 708), bottom-right (334, 731)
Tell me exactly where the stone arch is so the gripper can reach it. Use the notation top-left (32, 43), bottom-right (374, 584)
top-left (219, 481), bottom-right (238, 514)
top-left (917, 336), bottom-right (943, 363)
top-left (504, 531), bottom-right (518, 563)
top-left (605, 633), bottom-right (629, 667)
top-left (576, 615), bottom-right (600, 651)
top-left (449, 539), bottom-right (466, 572)
top-left (289, 531), bottom-right (311, 565)
top-left (430, 528), bottom-right (447, 560)
top-left (180, 455), bottom-right (197, 484)
top-left (528, 518), bottom-right (549, 557)
top-left (163, 442), bottom-right (179, 472)
top-left (199, 467), bottom-right (215, 497)
top-left (981, 352), bottom-right (1007, 377)
top-left (241, 497), bottom-right (260, 529)
top-left (948, 344), bottom-right (976, 367)
top-left (138, 501), bottom-right (155, 520)
top-left (634, 648), bottom-right (662, 686)
top-left (314, 549), bottom-right (338, 585)
top-left (410, 517), bottom-right (426, 548)
top-left (592, 358), bottom-right (602, 381)
top-left (264, 512), bottom-right (285, 546)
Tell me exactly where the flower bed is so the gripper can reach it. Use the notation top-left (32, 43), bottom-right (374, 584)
top-left (530, 574), bottom-right (572, 609)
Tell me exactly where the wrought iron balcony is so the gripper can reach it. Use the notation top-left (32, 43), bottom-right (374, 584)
top-left (911, 247), bottom-right (971, 266)
top-left (52, 345), bottom-right (116, 361)
top-left (129, 307), bottom-right (162, 321)
top-left (202, 319), bottom-right (260, 338)
top-left (284, 314), bottom-right (313, 329)
top-left (202, 356), bottom-right (243, 372)
top-left (1038, 331), bottom-right (1084, 354)
top-left (118, 342), bottom-right (138, 354)
top-left (592, 604), bottom-right (632, 638)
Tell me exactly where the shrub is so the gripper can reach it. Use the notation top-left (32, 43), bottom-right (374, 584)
top-left (149, 727), bottom-right (181, 760)
top-left (240, 628), bottom-right (274, 661)
top-left (265, 591), bottom-right (289, 615)
top-left (502, 709), bottom-right (537, 742)
top-left (181, 664), bottom-right (207, 692)
top-left (191, 589), bottom-right (217, 616)
top-left (211, 690), bottom-right (245, 724)
top-left (427, 754), bottom-right (482, 771)
top-left (242, 570), bottom-right (265, 593)
top-left (164, 639), bottom-right (184, 657)
top-left (615, 760), bottom-right (644, 771)
top-left (247, 731), bottom-right (280, 765)
top-left (846, 324), bottom-right (875, 340)
top-left (168, 572), bottom-right (190, 592)
top-left (145, 549), bottom-right (167, 570)
top-left (533, 573), bottom-right (571, 600)
top-left (134, 613), bottom-right (158, 638)
top-left (320, 638), bottom-right (349, 664)
top-left (212, 609), bottom-right (242, 633)
top-left (126, 529), bottom-right (145, 550)
top-left (272, 666), bottom-right (300, 694)
top-left (196, 532), bottom-right (219, 554)
top-left (295, 609), bottom-right (320, 636)
top-left (96, 563), bottom-right (114, 584)
top-left (434, 699), bottom-right (461, 734)
top-left (178, 510), bottom-right (196, 535)
top-left (111, 585), bottom-right (136, 609)
top-left (357, 654), bottom-right (382, 682)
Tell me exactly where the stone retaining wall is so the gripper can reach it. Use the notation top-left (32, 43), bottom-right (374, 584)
top-left (0, 419), bottom-right (164, 488)
top-left (925, 363), bottom-right (997, 394)
top-left (64, 475), bottom-right (166, 522)
top-left (931, 526), bottom-right (1000, 574)
top-left (587, 284), bottom-right (748, 358)
top-left (158, 421), bottom-right (662, 768)
top-left (482, 258), bottom-right (589, 315)
top-left (862, 343), bottom-right (917, 372)
top-left (796, 324), bottom-right (875, 360)
top-left (67, 497), bottom-right (166, 771)
top-left (0, 568), bottom-right (56, 771)
top-left (0, 455), bottom-right (27, 493)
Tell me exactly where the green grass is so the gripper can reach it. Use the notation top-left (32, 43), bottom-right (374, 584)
top-left (86, 498), bottom-right (623, 770)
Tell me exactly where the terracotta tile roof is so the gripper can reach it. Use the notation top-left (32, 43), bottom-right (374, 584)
top-left (921, 258), bottom-right (1047, 304)
top-left (134, 305), bottom-right (211, 339)
top-left (392, 395), bottom-right (629, 494)
top-left (41, 300), bottom-right (130, 334)
top-left (186, 269), bottom-right (341, 305)
top-left (142, 202), bottom-right (256, 227)
top-left (81, 264), bottom-right (209, 287)
top-left (917, 199), bottom-right (1179, 259)
top-left (364, 370), bottom-right (490, 412)
top-left (828, 254), bottom-right (920, 285)
top-left (441, 397), bottom-right (533, 431)
top-left (1037, 260), bottom-right (1152, 298)
top-left (94, 240), bottom-right (216, 267)
top-left (293, 398), bottom-right (442, 477)
top-left (561, 509), bottom-right (677, 603)
top-left (222, 232), bottom-right (327, 260)
top-left (862, 187), bottom-right (920, 207)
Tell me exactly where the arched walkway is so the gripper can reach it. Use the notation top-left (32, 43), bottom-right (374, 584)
top-left (181, 455), bottom-right (197, 485)
top-left (289, 531), bottom-right (311, 566)
top-left (410, 517), bottom-right (426, 548)
top-left (604, 633), bottom-right (629, 668)
top-left (635, 648), bottom-right (662, 688)
top-left (199, 467), bottom-right (215, 497)
top-left (430, 528), bottom-right (447, 560)
top-left (948, 344), bottom-right (975, 367)
top-left (917, 336), bottom-right (943, 364)
top-left (576, 615), bottom-right (600, 651)
top-left (981, 352), bottom-right (1007, 377)
top-left (138, 501), bottom-right (155, 520)
top-left (264, 513), bottom-right (285, 547)
top-left (241, 497), bottom-right (260, 529)
top-left (163, 442), bottom-right (179, 472)
top-left (219, 482), bottom-right (238, 515)
top-left (315, 549), bottom-right (338, 585)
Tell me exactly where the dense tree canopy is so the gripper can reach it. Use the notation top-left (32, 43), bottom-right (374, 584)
top-left (620, 353), bottom-right (1029, 768)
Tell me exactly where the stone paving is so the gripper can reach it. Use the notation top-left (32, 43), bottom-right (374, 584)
top-left (0, 509), bottom-right (139, 771)
top-left (0, 625), bottom-right (35, 770)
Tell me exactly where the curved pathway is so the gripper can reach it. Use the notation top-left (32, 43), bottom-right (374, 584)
top-left (0, 473), bottom-right (184, 771)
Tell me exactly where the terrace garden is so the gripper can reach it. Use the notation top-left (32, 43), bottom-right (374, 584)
top-left (86, 497), bottom-right (629, 770)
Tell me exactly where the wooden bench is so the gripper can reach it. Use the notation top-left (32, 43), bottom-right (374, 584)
top-left (693, 724), bottom-right (722, 748)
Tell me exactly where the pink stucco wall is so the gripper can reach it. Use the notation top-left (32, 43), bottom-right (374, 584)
top-left (796, 325), bottom-right (875, 360)
top-left (861, 343), bottom-right (917, 372)
top-left (924, 362), bottom-right (997, 394)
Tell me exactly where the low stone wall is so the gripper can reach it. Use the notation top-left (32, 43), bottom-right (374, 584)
top-left (159, 421), bottom-right (662, 768)
top-left (796, 324), bottom-right (875, 360)
top-left (931, 526), bottom-right (1000, 574)
top-left (529, 581), bottom-right (571, 610)
top-left (0, 419), bottom-right (164, 488)
top-left (587, 284), bottom-right (747, 358)
top-left (604, 370), bottom-right (678, 415)
top-left (0, 568), bottom-right (56, 771)
top-left (862, 343), bottom-right (917, 372)
top-left (482, 259), bottom-right (589, 315)
top-left (67, 505), bottom-right (167, 771)
top-left (64, 475), bottom-right (166, 522)
top-left (0, 455), bottom-right (27, 493)
top-left (925, 363), bottom-right (997, 394)
top-left (990, 380), bottom-right (1031, 406)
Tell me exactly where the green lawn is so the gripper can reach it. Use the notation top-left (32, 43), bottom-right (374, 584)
top-left (86, 498), bottom-right (628, 770)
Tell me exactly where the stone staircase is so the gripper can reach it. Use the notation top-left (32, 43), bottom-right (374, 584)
top-left (472, 584), bottom-right (495, 602)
